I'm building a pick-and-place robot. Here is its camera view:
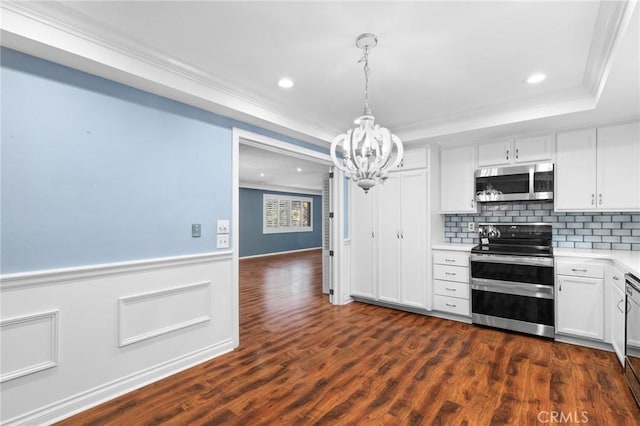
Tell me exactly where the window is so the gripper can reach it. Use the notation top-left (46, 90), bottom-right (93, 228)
top-left (263, 194), bottom-right (312, 234)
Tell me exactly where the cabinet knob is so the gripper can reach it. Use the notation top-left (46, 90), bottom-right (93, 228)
top-left (515, 148), bottom-right (519, 160)
top-left (591, 194), bottom-right (595, 205)
top-left (471, 200), bottom-right (474, 208)
top-left (613, 276), bottom-right (620, 281)
top-left (599, 193), bottom-right (603, 205)
top-left (505, 149), bottom-right (509, 160)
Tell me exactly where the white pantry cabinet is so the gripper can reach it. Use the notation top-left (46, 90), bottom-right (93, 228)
top-left (556, 260), bottom-right (605, 341)
top-left (556, 122), bottom-right (640, 211)
top-left (477, 135), bottom-right (553, 167)
top-left (349, 169), bottom-right (429, 309)
top-left (440, 145), bottom-right (477, 213)
top-left (377, 170), bottom-right (428, 308)
top-left (349, 181), bottom-right (376, 299)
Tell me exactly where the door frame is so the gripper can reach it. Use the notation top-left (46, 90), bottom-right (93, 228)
top-left (231, 128), bottom-right (346, 342)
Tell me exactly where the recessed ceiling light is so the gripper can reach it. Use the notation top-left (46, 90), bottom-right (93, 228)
top-left (526, 73), bottom-right (546, 84)
top-left (260, 173), bottom-right (265, 177)
top-left (278, 78), bottom-right (294, 89)
top-left (296, 167), bottom-right (302, 172)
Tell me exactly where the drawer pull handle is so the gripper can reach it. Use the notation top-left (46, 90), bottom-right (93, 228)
top-left (445, 303), bottom-right (457, 308)
top-left (613, 276), bottom-right (620, 281)
top-left (445, 272), bottom-right (456, 276)
top-left (617, 299), bottom-right (625, 314)
top-left (444, 259), bottom-right (456, 262)
top-left (445, 287), bottom-right (457, 291)
top-left (571, 268), bottom-right (587, 272)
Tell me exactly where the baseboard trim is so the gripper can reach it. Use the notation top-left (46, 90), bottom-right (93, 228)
top-left (2, 339), bottom-right (235, 426)
top-left (239, 247), bottom-right (322, 259)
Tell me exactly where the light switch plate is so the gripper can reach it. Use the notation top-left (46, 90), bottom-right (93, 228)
top-left (192, 224), bottom-right (201, 238)
top-left (217, 234), bottom-right (229, 249)
top-left (217, 219), bottom-right (230, 234)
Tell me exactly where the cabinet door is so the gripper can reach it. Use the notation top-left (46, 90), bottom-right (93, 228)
top-left (399, 170), bottom-right (427, 308)
top-left (596, 122), bottom-right (640, 210)
top-left (349, 180), bottom-right (376, 298)
top-left (478, 140), bottom-right (512, 166)
top-left (555, 129), bottom-right (597, 211)
top-left (377, 175), bottom-right (401, 303)
top-left (440, 146), bottom-right (477, 213)
top-left (557, 275), bottom-right (604, 340)
top-left (611, 283), bottom-right (626, 366)
top-left (514, 135), bottom-right (553, 163)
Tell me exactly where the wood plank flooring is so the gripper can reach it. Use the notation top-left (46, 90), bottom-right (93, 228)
top-left (59, 249), bottom-right (640, 425)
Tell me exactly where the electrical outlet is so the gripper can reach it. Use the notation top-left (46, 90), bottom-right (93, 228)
top-left (217, 234), bottom-right (229, 249)
top-left (217, 219), bottom-right (230, 234)
top-left (192, 224), bottom-right (201, 238)
top-left (467, 222), bottom-right (475, 232)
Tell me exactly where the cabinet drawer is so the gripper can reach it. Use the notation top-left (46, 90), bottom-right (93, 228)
top-left (433, 264), bottom-right (469, 283)
top-left (434, 279), bottom-right (470, 299)
top-left (556, 261), bottom-right (604, 279)
top-left (433, 251), bottom-right (469, 267)
top-left (434, 295), bottom-right (470, 316)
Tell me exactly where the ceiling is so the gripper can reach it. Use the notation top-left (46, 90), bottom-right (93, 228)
top-left (1, 1), bottom-right (639, 151)
top-left (239, 143), bottom-right (329, 193)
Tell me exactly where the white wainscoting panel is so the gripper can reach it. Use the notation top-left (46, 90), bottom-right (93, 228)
top-left (0, 310), bottom-right (58, 382)
top-left (119, 281), bottom-right (211, 347)
top-left (0, 252), bottom-right (235, 426)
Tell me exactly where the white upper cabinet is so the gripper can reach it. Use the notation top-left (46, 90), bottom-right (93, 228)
top-left (477, 140), bottom-right (511, 166)
top-left (477, 135), bottom-right (553, 167)
top-left (514, 135), bottom-right (554, 163)
top-left (440, 145), bottom-right (477, 213)
top-left (555, 129), bottom-right (598, 210)
top-left (556, 122), bottom-right (640, 211)
top-left (596, 122), bottom-right (640, 210)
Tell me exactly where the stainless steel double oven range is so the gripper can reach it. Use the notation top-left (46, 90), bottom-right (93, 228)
top-left (470, 223), bottom-right (554, 339)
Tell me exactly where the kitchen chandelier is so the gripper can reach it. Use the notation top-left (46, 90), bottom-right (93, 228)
top-left (330, 33), bottom-right (404, 193)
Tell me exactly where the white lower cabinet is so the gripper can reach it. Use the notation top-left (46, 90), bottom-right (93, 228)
top-left (433, 249), bottom-right (470, 317)
top-left (607, 265), bottom-right (626, 366)
top-left (556, 260), bottom-right (605, 341)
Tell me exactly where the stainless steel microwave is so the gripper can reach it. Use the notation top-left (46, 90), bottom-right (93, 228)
top-left (475, 162), bottom-right (554, 202)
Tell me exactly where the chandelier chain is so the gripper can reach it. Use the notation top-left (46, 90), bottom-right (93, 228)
top-left (359, 46), bottom-right (372, 116)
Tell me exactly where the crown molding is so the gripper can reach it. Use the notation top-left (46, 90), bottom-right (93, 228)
top-left (584, 0), bottom-right (638, 100)
top-left (0, 1), bottom-right (334, 147)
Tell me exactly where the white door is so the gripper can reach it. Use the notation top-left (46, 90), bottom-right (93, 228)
top-left (377, 175), bottom-right (402, 303)
top-left (596, 122), bottom-right (640, 210)
top-left (399, 170), bottom-right (427, 308)
top-left (349, 178), bottom-right (376, 298)
top-left (555, 129), bottom-right (597, 210)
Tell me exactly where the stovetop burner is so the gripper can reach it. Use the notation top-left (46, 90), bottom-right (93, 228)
top-left (472, 223), bottom-right (553, 257)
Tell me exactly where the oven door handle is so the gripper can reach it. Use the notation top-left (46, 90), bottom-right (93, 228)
top-left (471, 278), bottom-right (554, 299)
top-left (470, 254), bottom-right (553, 267)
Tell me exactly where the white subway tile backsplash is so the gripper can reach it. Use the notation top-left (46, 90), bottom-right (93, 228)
top-left (443, 201), bottom-right (640, 250)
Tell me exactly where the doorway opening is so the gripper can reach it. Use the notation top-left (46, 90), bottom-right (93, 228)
top-left (231, 128), bottom-right (342, 345)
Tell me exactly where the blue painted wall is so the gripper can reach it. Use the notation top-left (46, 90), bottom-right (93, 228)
top-left (239, 188), bottom-right (322, 257)
top-left (1, 48), bottom-right (327, 273)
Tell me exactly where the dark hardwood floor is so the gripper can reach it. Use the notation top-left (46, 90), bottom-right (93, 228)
top-left (59, 249), bottom-right (640, 425)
